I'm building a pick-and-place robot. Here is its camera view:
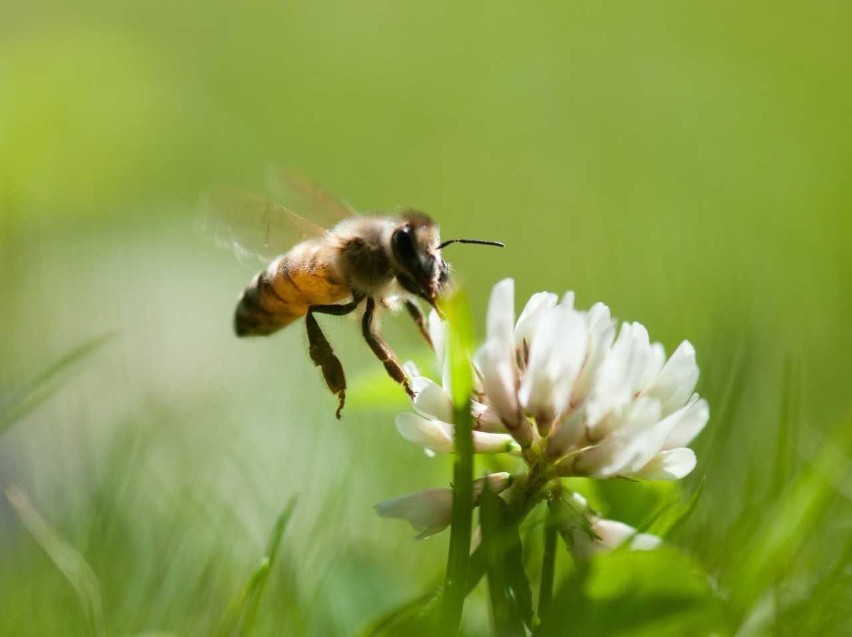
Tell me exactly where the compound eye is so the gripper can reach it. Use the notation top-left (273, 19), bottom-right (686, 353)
top-left (438, 261), bottom-right (449, 285)
top-left (392, 226), bottom-right (417, 264)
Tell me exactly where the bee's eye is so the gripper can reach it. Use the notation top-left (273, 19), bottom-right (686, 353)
top-left (438, 261), bottom-right (449, 285)
top-left (391, 226), bottom-right (417, 264)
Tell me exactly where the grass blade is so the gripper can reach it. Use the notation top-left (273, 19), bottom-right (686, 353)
top-left (773, 355), bottom-right (802, 498)
top-left (645, 479), bottom-right (706, 539)
top-left (4, 485), bottom-right (109, 637)
top-left (0, 333), bottom-right (114, 435)
top-left (358, 587), bottom-right (442, 637)
top-left (725, 412), bottom-right (852, 625)
top-left (216, 497), bottom-right (298, 637)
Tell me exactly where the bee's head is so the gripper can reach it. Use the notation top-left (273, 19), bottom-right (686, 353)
top-left (390, 210), bottom-right (504, 309)
top-left (390, 211), bottom-right (449, 307)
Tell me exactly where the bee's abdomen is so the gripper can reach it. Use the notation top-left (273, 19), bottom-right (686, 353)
top-left (234, 248), bottom-right (349, 337)
top-left (234, 267), bottom-right (301, 337)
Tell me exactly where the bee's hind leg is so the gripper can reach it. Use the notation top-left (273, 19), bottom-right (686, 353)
top-left (306, 299), bottom-right (362, 419)
top-left (363, 297), bottom-right (415, 399)
top-left (404, 299), bottom-right (433, 350)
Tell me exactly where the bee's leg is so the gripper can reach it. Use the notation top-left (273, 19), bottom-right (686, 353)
top-left (306, 299), bottom-right (361, 419)
top-left (362, 297), bottom-right (415, 399)
top-left (404, 299), bottom-right (434, 350)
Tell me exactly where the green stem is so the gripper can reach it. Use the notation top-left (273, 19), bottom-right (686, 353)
top-left (440, 294), bottom-right (476, 635)
top-left (506, 446), bottom-right (553, 519)
top-left (458, 468), bottom-right (553, 612)
top-left (537, 499), bottom-right (558, 620)
top-left (441, 401), bottom-right (474, 633)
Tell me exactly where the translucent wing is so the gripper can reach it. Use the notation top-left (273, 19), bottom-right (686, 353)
top-left (199, 187), bottom-right (328, 263)
top-left (266, 166), bottom-right (358, 228)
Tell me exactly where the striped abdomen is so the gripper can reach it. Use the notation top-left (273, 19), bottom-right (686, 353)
top-left (234, 241), bottom-right (350, 336)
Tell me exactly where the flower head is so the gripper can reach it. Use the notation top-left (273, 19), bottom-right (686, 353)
top-left (376, 278), bottom-right (708, 552)
top-left (474, 278), bottom-right (709, 481)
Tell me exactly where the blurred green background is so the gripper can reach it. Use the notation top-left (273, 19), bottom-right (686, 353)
top-left (1, 1), bottom-right (850, 635)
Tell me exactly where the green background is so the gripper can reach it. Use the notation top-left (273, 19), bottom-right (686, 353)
top-left (1, 1), bottom-right (849, 635)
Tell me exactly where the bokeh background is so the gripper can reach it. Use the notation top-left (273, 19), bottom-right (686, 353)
top-left (1, 1), bottom-right (850, 635)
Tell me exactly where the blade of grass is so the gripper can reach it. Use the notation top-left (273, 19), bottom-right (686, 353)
top-left (771, 355), bottom-right (802, 636)
top-left (358, 586), bottom-right (442, 637)
top-left (726, 412), bottom-right (852, 624)
top-left (4, 485), bottom-right (109, 637)
top-left (440, 291), bottom-right (475, 635)
top-left (645, 478), bottom-right (705, 539)
top-left (773, 355), bottom-right (801, 498)
top-left (377, 541), bottom-right (491, 633)
top-left (0, 333), bottom-right (114, 435)
top-left (699, 339), bottom-right (751, 470)
top-left (215, 497), bottom-right (298, 637)
top-left (241, 497), bottom-right (297, 632)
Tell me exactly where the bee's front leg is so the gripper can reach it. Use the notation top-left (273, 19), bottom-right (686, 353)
top-left (306, 299), bottom-right (361, 419)
top-left (362, 297), bottom-right (415, 399)
top-left (403, 299), bottom-right (433, 350)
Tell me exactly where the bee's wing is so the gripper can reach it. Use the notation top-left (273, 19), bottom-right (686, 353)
top-left (266, 166), bottom-right (358, 228)
top-left (199, 188), bottom-right (328, 263)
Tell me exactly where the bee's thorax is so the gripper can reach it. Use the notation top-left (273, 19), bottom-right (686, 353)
top-left (332, 217), bottom-right (398, 297)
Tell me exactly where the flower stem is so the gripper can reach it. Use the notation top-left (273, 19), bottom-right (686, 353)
top-left (440, 293), bottom-right (476, 635)
top-left (537, 497), bottom-right (559, 620)
top-left (506, 444), bottom-right (553, 519)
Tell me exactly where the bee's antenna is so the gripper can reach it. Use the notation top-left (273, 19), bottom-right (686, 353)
top-left (437, 238), bottom-right (505, 250)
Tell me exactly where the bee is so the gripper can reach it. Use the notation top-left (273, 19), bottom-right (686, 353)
top-left (203, 169), bottom-right (503, 418)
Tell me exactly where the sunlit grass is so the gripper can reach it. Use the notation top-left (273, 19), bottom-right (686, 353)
top-left (1, 290), bottom-right (849, 635)
top-left (1, 0), bottom-right (850, 634)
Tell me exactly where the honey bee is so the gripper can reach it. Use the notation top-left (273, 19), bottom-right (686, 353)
top-left (203, 169), bottom-right (503, 418)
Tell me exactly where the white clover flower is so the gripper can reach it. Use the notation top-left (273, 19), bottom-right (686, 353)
top-left (557, 493), bottom-right (662, 560)
top-left (476, 278), bottom-right (709, 481)
top-left (374, 473), bottom-right (512, 539)
top-left (392, 278), bottom-right (707, 480)
top-left (378, 278), bottom-right (708, 550)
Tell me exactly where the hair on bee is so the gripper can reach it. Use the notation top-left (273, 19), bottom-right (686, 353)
top-left (399, 209), bottom-right (435, 227)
